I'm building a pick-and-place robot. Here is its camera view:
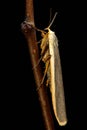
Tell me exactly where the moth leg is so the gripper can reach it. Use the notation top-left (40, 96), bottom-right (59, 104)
top-left (43, 54), bottom-right (51, 63)
top-left (36, 39), bottom-right (42, 44)
top-left (40, 59), bottom-right (50, 85)
top-left (36, 52), bottom-right (51, 90)
top-left (41, 52), bottom-right (51, 82)
top-left (46, 78), bottom-right (50, 87)
top-left (32, 56), bottom-right (42, 70)
top-left (36, 60), bottom-right (50, 91)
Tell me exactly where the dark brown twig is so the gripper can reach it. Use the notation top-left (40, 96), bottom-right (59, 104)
top-left (21, 0), bottom-right (55, 130)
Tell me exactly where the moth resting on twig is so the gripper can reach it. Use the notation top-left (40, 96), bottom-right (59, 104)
top-left (35, 13), bottom-right (67, 126)
top-left (23, 13), bottom-right (67, 126)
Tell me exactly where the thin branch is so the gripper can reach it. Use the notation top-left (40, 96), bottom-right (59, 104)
top-left (21, 0), bottom-right (55, 129)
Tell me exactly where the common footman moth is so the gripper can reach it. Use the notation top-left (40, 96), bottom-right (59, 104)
top-left (23, 12), bottom-right (67, 126)
top-left (35, 13), bottom-right (67, 126)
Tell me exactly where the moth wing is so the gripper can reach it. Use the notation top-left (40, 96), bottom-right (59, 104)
top-left (49, 30), bottom-right (67, 126)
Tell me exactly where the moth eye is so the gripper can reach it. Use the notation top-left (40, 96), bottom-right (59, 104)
top-left (41, 32), bottom-right (46, 37)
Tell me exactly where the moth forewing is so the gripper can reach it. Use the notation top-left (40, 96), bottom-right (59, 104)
top-left (48, 29), bottom-right (67, 126)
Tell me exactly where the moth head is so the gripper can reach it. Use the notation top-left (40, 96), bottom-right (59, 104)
top-left (41, 30), bottom-right (47, 37)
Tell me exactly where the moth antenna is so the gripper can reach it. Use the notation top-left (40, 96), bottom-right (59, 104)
top-left (48, 12), bottom-right (58, 28)
top-left (45, 12), bottom-right (58, 30)
top-left (49, 8), bottom-right (52, 24)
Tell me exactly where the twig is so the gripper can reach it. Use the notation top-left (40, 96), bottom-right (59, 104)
top-left (21, 0), bottom-right (55, 129)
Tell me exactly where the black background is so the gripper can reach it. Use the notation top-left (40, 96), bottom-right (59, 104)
top-left (1, 0), bottom-right (87, 129)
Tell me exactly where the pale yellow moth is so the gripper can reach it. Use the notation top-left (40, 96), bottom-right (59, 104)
top-left (38, 13), bottom-right (67, 126)
top-left (23, 13), bottom-right (67, 126)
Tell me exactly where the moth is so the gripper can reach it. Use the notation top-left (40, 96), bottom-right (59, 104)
top-left (37, 13), bottom-right (67, 126)
top-left (23, 13), bottom-right (67, 126)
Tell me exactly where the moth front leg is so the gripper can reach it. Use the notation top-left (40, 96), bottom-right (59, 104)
top-left (40, 53), bottom-right (51, 85)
